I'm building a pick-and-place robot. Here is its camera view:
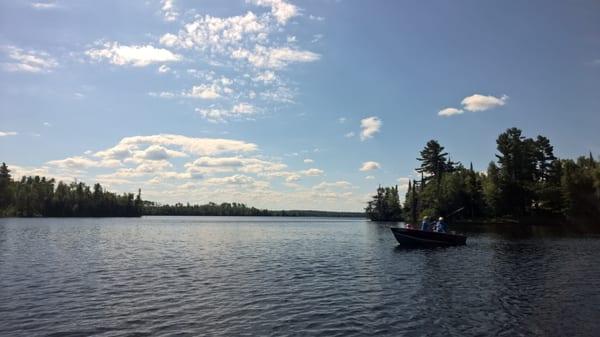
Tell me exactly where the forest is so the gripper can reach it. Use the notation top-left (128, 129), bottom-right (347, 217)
top-left (366, 127), bottom-right (600, 225)
top-left (0, 163), bottom-right (143, 217)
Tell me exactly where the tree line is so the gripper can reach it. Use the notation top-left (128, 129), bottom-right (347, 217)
top-left (0, 163), bottom-right (364, 218)
top-left (367, 127), bottom-right (600, 225)
top-left (0, 163), bottom-right (143, 217)
top-left (144, 201), bottom-right (364, 217)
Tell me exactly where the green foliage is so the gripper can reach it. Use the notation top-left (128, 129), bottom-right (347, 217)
top-left (382, 129), bottom-right (600, 224)
top-left (416, 140), bottom-right (451, 183)
top-left (0, 163), bottom-right (142, 217)
top-left (365, 185), bottom-right (403, 221)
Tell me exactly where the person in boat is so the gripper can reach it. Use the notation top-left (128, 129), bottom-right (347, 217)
top-left (435, 217), bottom-right (447, 233)
top-left (420, 216), bottom-right (431, 231)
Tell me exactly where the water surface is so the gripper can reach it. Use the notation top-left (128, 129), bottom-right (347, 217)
top-left (1, 217), bottom-right (599, 336)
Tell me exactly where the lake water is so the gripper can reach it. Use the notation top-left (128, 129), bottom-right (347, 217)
top-left (0, 217), bottom-right (599, 337)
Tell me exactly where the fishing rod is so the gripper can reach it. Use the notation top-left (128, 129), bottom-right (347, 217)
top-left (446, 206), bottom-right (465, 218)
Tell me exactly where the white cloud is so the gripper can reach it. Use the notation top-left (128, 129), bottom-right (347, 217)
top-left (159, 33), bottom-right (179, 47)
top-left (160, 12), bottom-right (268, 53)
top-left (95, 134), bottom-right (257, 160)
top-left (158, 64), bottom-right (171, 73)
top-left (196, 103), bottom-right (257, 123)
top-left (309, 15), bottom-right (325, 22)
top-left (313, 181), bottom-right (352, 190)
top-left (161, 0), bottom-right (179, 22)
top-left (365, 175), bottom-right (375, 180)
top-left (360, 161), bottom-right (380, 171)
top-left (43, 122), bottom-right (52, 127)
top-left (134, 144), bottom-right (188, 161)
top-left (360, 116), bottom-right (381, 141)
top-left (301, 168), bottom-right (324, 176)
top-left (247, 0), bottom-right (298, 24)
top-left (184, 156), bottom-right (286, 179)
top-left (86, 42), bottom-right (181, 67)
top-left (0, 131), bottom-right (18, 137)
top-left (1, 46), bottom-right (58, 73)
top-left (303, 159), bottom-right (314, 163)
top-left (47, 156), bottom-right (121, 170)
top-left (232, 102), bottom-right (256, 114)
top-left (438, 107), bottom-right (464, 117)
top-left (285, 174), bottom-right (301, 182)
top-left (204, 174), bottom-right (267, 187)
top-left (31, 2), bottom-right (58, 9)
top-left (232, 46), bottom-right (320, 69)
top-left (461, 94), bottom-right (508, 112)
top-left (187, 84), bottom-right (221, 99)
top-left (338, 117), bottom-right (346, 123)
top-left (254, 70), bottom-right (277, 83)
top-left (344, 131), bottom-right (355, 138)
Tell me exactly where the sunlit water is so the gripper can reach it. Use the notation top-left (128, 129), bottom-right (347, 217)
top-left (1, 217), bottom-right (599, 337)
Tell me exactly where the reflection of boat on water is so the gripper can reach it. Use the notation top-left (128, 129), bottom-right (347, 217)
top-left (390, 227), bottom-right (467, 247)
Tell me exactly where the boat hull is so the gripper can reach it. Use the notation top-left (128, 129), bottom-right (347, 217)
top-left (390, 227), bottom-right (466, 247)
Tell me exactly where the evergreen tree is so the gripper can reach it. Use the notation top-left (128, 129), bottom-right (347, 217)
top-left (416, 140), bottom-right (449, 183)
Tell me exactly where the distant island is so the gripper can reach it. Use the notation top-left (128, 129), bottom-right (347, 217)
top-left (366, 127), bottom-right (600, 226)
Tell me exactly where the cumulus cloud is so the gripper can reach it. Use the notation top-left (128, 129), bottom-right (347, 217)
top-left (247, 0), bottom-right (298, 24)
top-left (1, 46), bottom-right (58, 73)
top-left (134, 144), bottom-right (188, 161)
top-left (0, 131), bottom-right (18, 137)
top-left (86, 42), bottom-right (181, 67)
top-left (344, 132), bottom-right (355, 138)
top-left (303, 159), bottom-right (314, 163)
top-left (301, 168), bottom-right (324, 176)
top-left (184, 156), bottom-right (286, 179)
top-left (360, 161), bottom-right (380, 171)
top-left (438, 93), bottom-right (508, 117)
top-left (461, 94), bottom-right (508, 112)
top-left (438, 107), bottom-right (464, 117)
top-left (360, 116), bottom-right (381, 141)
top-left (95, 134), bottom-right (257, 160)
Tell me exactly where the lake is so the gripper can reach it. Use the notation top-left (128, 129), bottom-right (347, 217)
top-left (0, 217), bottom-right (599, 336)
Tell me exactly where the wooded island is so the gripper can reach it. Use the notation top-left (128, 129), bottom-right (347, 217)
top-left (367, 127), bottom-right (600, 225)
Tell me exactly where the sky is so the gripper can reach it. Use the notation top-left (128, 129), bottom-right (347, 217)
top-left (1, 0), bottom-right (599, 211)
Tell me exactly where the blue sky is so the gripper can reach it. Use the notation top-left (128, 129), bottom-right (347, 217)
top-left (1, 0), bottom-right (599, 211)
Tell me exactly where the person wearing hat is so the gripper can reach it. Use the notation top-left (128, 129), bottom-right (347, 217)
top-left (420, 216), bottom-right (431, 231)
top-left (435, 217), bottom-right (447, 233)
